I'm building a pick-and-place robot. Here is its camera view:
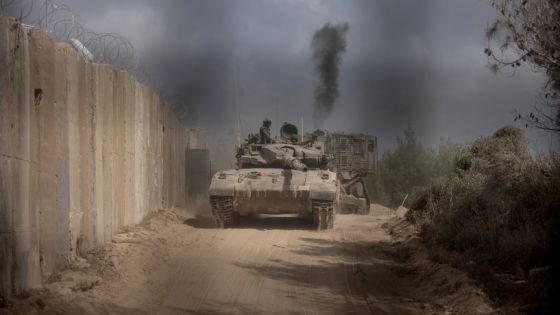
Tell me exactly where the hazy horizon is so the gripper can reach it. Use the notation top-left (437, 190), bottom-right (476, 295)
top-left (13, 0), bottom-right (558, 167)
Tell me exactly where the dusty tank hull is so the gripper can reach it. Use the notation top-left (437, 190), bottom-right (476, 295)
top-left (209, 168), bottom-right (338, 230)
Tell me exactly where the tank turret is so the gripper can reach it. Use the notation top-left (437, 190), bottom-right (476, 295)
top-left (236, 123), bottom-right (328, 171)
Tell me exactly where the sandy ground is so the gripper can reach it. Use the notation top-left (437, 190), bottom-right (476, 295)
top-left (1, 205), bottom-right (496, 315)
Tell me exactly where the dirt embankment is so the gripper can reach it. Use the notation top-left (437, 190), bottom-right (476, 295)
top-left (1, 206), bottom-right (497, 315)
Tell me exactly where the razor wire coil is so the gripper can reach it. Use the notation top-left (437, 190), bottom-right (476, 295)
top-left (0, 0), bottom-right (149, 82)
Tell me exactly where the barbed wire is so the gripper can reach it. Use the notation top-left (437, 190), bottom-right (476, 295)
top-left (0, 0), bottom-right (150, 83)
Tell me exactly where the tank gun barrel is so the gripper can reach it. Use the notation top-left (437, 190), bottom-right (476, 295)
top-left (283, 157), bottom-right (308, 171)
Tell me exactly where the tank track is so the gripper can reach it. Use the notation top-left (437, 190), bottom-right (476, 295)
top-left (312, 200), bottom-right (335, 231)
top-left (210, 196), bottom-right (234, 228)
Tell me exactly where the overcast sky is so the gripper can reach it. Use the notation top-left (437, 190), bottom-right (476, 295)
top-left (36, 0), bottom-right (557, 158)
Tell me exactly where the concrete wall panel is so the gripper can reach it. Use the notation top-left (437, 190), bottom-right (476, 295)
top-left (28, 27), bottom-right (58, 280)
top-left (78, 47), bottom-right (95, 254)
top-left (101, 65), bottom-right (114, 243)
top-left (123, 73), bottom-right (136, 227)
top-left (60, 44), bottom-right (82, 262)
top-left (133, 82), bottom-right (145, 224)
top-left (0, 13), bottom-right (8, 157)
top-left (0, 13), bottom-right (36, 295)
top-left (0, 233), bottom-right (12, 297)
top-left (53, 43), bottom-right (70, 271)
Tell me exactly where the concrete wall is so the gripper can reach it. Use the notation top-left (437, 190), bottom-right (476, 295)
top-left (0, 14), bottom-right (189, 296)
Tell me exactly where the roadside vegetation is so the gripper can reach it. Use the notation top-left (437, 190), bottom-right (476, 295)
top-left (369, 124), bottom-right (559, 311)
top-left (407, 125), bottom-right (559, 271)
top-left (368, 0), bottom-right (560, 311)
top-left (365, 123), bottom-right (460, 208)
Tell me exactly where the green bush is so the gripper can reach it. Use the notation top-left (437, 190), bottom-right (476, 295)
top-left (366, 124), bottom-right (461, 208)
top-left (408, 126), bottom-right (560, 273)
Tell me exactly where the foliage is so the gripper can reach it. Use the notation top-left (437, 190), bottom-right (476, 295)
top-left (408, 125), bottom-right (560, 273)
top-left (486, 0), bottom-right (560, 132)
top-left (366, 124), bottom-right (461, 208)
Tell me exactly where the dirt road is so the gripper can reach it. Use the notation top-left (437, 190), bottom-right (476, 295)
top-left (2, 207), bottom-right (495, 315)
top-left (154, 215), bottom-right (426, 314)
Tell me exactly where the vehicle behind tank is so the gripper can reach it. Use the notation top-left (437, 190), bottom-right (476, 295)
top-left (209, 122), bottom-right (338, 230)
top-left (307, 131), bottom-right (376, 214)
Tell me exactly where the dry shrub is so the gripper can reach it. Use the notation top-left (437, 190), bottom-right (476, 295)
top-left (408, 126), bottom-right (560, 274)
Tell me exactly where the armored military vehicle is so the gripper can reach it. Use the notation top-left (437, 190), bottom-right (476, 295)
top-left (307, 131), bottom-right (376, 214)
top-left (209, 123), bottom-right (339, 230)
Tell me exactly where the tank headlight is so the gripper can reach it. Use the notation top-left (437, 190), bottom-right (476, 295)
top-left (218, 173), bottom-right (227, 179)
top-left (321, 173), bottom-right (329, 180)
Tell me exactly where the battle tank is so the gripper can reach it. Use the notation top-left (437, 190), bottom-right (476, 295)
top-left (209, 123), bottom-right (339, 230)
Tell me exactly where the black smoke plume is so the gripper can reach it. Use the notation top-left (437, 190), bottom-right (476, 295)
top-left (311, 22), bottom-right (349, 128)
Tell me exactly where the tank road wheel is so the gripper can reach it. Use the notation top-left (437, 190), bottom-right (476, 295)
top-left (312, 200), bottom-right (335, 231)
top-left (210, 196), bottom-right (234, 228)
top-left (312, 209), bottom-right (319, 227)
top-left (328, 207), bottom-right (335, 229)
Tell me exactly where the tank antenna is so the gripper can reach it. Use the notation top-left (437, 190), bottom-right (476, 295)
top-left (301, 116), bottom-right (304, 143)
top-left (233, 58), bottom-right (241, 146)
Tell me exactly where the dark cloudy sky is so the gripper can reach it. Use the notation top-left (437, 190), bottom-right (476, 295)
top-left (49, 0), bottom-right (556, 157)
